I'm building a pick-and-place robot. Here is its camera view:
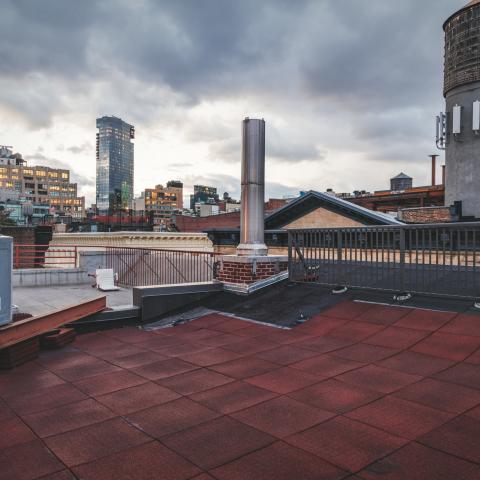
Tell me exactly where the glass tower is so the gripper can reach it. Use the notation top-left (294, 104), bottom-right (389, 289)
top-left (96, 116), bottom-right (135, 213)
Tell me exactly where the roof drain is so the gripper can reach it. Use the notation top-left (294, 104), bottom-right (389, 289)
top-left (332, 286), bottom-right (348, 295)
top-left (393, 292), bottom-right (412, 302)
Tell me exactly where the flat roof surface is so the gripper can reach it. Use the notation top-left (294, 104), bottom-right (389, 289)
top-left (1, 300), bottom-right (479, 479)
top-left (13, 285), bottom-right (133, 317)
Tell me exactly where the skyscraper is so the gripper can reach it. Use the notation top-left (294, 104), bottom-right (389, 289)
top-left (96, 116), bottom-right (134, 213)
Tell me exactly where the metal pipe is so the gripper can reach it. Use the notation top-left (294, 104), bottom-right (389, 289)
top-left (430, 154), bottom-right (438, 186)
top-left (237, 118), bottom-right (268, 256)
top-left (442, 165), bottom-right (446, 185)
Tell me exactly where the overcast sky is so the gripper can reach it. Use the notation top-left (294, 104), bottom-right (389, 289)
top-left (0, 0), bottom-right (463, 205)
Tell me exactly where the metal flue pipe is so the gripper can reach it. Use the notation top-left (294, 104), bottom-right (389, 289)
top-left (237, 118), bottom-right (268, 256)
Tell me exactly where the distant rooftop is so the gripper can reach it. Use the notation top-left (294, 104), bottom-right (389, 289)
top-left (391, 172), bottom-right (412, 180)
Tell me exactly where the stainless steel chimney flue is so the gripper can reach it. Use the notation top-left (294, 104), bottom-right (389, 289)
top-left (237, 118), bottom-right (268, 256)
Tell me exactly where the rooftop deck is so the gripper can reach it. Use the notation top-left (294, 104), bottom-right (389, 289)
top-left (1, 300), bottom-right (479, 479)
top-left (12, 285), bottom-right (133, 318)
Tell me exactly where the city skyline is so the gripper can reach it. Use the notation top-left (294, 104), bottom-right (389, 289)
top-left (0, 1), bottom-right (461, 206)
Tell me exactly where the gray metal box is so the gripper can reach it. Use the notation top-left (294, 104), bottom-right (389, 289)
top-left (0, 235), bottom-right (13, 326)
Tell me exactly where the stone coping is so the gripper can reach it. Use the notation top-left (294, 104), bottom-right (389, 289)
top-left (219, 255), bottom-right (288, 264)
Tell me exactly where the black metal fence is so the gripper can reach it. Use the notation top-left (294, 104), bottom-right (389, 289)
top-left (105, 247), bottom-right (220, 287)
top-left (288, 223), bottom-right (480, 299)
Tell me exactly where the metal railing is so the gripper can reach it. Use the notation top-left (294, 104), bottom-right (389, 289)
top-left (13, 244), bottom-right (78, 269)
top-left (288, 223), bottom-right (480, 299)
top-left (13, 244), bottom-right (220, 288)
top-left (104, 247), bottom-right (219, 287)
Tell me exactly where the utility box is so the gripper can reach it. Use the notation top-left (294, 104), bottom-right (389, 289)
top-left (0, 235), bottom-right (13, 326)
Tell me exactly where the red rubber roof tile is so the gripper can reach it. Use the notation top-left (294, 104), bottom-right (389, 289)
top-left (364, 326), bottom-right (429, 349)
top-left (2, 301), bottom-right (480, 480)
top-left (220, 336), bottom-right (279, 355)
top-left (0, 440), bottom-right (64, 480)
top-left (162, 416), bottom-right (275, 470)
top-left (146, 341), bottom-right (210, 358)
top-left (196, 332), bottom-right (246, 347)
top-left (291, 354), bottom-right (364, 377)
top-left (157, 368), bottom-right (234, 395)
top-left (209, 318), bottom-right (256, 333)
top-left (126, 397), bottom-right (219, 438)
top-left (109, 350), bottom-right (167, 368)
top-left (0, 364), bottom-right (65, 397)
top-left (321, 301), bottom-right (376, 320)
top-left (131, 358), bottom-right (199, 380)
top-left (325, 321), bottom-right (385, 342)
top-left (41, 471), bottom-right (77, 480)
top-left (4, 383), bottom-right (88, 416)
top-left (393, 308), bottom-right (457, 331)
top-left (432, 362), bottom-right (480, 390)
top-left (231, 396), bottom-right (334, 438)
top-left (211, 441), bottom-right (346, 480)
top-left (255, 344), bottom-right (319, 365)
top-left (418, 416), bottom-right (480, 464)
top-left (411, 331), bottom-right (480, 361)
top-left (178, 347), bottom-right (243, 366)
top-left (288, 378), bottom-right (382, 414)
top-left (440, 313), bottom-right (480, 336)
top-left (359, 442), bottom-right (479, 480)
top-left (48, 356), bottom-right (121, 382)
top-left (22, 398), bottom-right (115, 438)
top-left (44, 418), bottom-right (150, 467)
top-left (377, 350), bottom-right (455, 376)
top-left (257, 329), bottom-right (312, 345)
top-left (356, 304), bottom-right (413, 325)
top-left (286, 416), bottom-right (407, 472)
top-left (466, 348), bottom-right (480, 364)
top-left (0, 416), bottom-right (36, 449)
top-left (103, 327), bottom-right (160, 343)
top-left (293, 335), bottom-right (353, 353)
top-left (208, 356), bottom-right (281, 379)
top-left (189, 380), bottom-right (277, 414)
top-left (245, 366), bottom-right (322, 394)
top-left (394, 378), bottom-right (480, 414)
top-left (346, 396), bottom-right (454, 440)
top-left (332, 342), bottom-right (399, 363)
top-left (295, 315), bottom-right (349, 336)
top-left (336, 364), bottom-right (422, 394)
top-left (72, 441), bottom-right (201, 480)
top-left (96, 382), bottom-right (180, 415)
top-left (73, 370), bottom-right (147, 397)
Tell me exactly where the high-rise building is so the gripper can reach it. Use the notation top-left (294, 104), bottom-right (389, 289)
top-left (0, 146), bottom-right (85, 218)
top-left (96, 116), bottom-right (134, 213)
top-left (190, 185), bottom-right (218, 210)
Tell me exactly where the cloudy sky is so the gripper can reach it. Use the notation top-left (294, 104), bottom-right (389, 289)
top-left (0, 0), bottom-right (462, 205)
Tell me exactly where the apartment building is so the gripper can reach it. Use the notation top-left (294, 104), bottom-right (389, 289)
top-left (0, 146), bottom-right (85, 218)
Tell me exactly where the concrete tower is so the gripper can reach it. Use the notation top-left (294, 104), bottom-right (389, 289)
top-left (443, 0), bottom-right (480, 218)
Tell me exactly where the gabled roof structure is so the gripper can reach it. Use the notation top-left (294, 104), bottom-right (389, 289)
top-left (265, 190), bottom-right (403, 230)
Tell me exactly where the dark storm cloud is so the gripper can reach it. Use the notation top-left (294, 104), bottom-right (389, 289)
top-left (0, 0), bottom-right (465, 168)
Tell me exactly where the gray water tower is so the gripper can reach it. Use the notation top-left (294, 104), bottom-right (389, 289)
top-left (390, 173), bottom-right (413, 191)
top-left (441, 0), bottom-right (480, 218)
top-left (0, 235), bottom-right (13, 326)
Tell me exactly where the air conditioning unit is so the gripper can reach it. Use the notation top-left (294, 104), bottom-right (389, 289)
top-left (0, 235), bottom-right (13, 326)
